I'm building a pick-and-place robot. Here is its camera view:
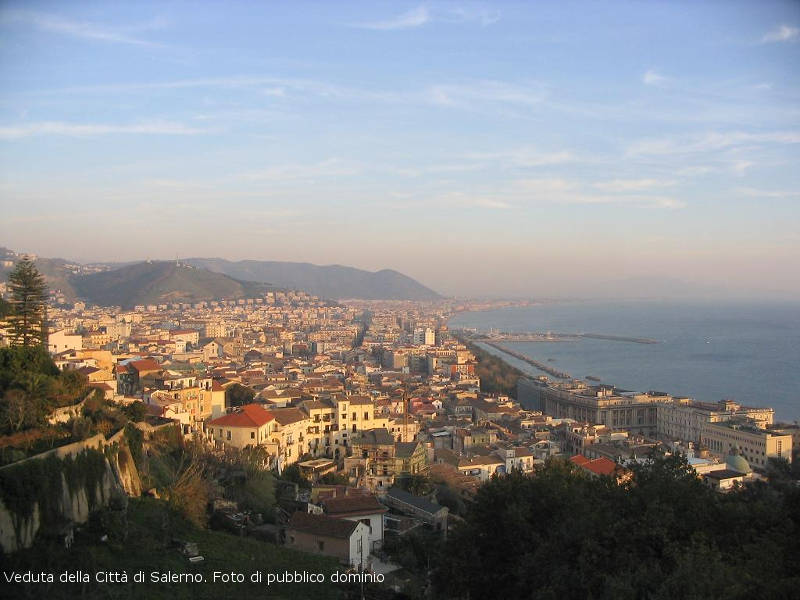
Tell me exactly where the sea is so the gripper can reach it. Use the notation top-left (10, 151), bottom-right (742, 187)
top-left (448, 300), bottom-right (800, 423)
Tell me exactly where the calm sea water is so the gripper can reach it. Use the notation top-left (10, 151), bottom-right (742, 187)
top-left (449, 301), bottom-right (800, 422)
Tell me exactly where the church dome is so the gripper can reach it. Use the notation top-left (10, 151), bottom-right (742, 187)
top-left (725, 447), bottom-right (751, 474)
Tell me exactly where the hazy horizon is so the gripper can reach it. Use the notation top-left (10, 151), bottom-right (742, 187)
top-left (1, 1), bottom-right (798, 299)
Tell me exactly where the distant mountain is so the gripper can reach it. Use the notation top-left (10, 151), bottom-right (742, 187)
top-left (71, 261), bottom-right (267, 307)
top-left (0, 248), bottom-right (80, 300)
top-left (185, 258), bottom-right (441, 301)
top-left (2, 246), bottom-right (442, 302)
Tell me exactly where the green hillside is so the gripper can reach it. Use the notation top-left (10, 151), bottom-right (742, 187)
top-left (187, 258), bottom-right (441, 301)
top-left (71, 261), bottom-right (267, 307)
top-left (4, 498), bottom-right (349, 600)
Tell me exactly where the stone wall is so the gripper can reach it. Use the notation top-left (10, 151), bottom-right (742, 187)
top-left (0, 429), bottom-right (142, 553)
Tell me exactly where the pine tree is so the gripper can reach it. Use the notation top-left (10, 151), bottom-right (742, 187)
top-left (7, 258), bottom-right (49, 347)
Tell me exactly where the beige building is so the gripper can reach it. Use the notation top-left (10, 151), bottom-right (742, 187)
top-left (701, 421), bottom-right (792, 468)
top-left (658, 398), bottom-right (774, 442)
top-left (287, 511), bottom-right (369, 568)
top-left (48, 329), bottom-right (83, 354)
top-left (207, 404), bottom-right (276, 449)
top-left (523, 380), bottom-right (668, 435)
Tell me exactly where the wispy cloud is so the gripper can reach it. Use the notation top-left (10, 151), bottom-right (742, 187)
top-left (40, 75), bottom-right (548, 116)
top-left (0, 120), bottom-right (208, 139)
top-left (241, 159), bottom-right (361, 182)
top-left (354, 6), bottom-right (430, 30)
top-left (465, 148), bottom-right (574, 168)
top-left (511, 178), bottom-right (686, 209)
top-left (761, 24), bottom-right (799, 43)
top-left (594, 178), bottom-right (676, 192)
top-left (1, 10), bottom-right (165, 47)
top-left (642, 69), bottom-right (670, 86)
top-left (737, 187), bottom-right (799, 199)
top-left (427, 80), bottom-right (547, 109)
top-left (434, 192), bottom-right (511, 209)
top-left (352, 4), bottom-right (499, 30)
top-left (627, 130), bottom-right (800, 156)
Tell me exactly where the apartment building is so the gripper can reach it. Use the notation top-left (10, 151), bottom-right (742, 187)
top-left (700, 420), bottom-right (792, 468)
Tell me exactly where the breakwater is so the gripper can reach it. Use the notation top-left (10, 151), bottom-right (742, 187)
top-left (477, 332), bottom-right (658, 344)
top-left (484, 342), bottom-right (572, 379)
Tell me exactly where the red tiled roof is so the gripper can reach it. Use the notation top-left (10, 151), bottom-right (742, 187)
top-left (207, 403), bottom-right (274, 428)
top-left (570, 455), bottom-right (590, 466)
top-left (322, 495), bottom-right (387, 517)
top-left (288, 511), bottom-right (359, 539)
top-left (585, 457), bottom-right (618, 476)
top-left (570, 454), bottom-right (617, 476)
top-left (129, 359), bottom-right (161, 373)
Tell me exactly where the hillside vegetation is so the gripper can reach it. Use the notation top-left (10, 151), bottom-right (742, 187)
top-left (71, 261), bottom-right (266, 307)
top-left (187, 258), bottom-right (441, 300)
top-left (434, 456), bottom-right (800, 599)
top-left (3, 497), bottom-right (346, 600)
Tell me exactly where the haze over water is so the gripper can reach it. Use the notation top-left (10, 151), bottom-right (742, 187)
top-left (449, 300), bottom-right (800, 422)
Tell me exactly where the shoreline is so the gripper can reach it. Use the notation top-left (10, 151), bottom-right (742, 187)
top-left (449, 305), bottom-right (798, 423)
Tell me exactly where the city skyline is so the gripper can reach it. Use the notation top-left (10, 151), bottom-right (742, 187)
top-left (1, 1), bottom-right (799, 298)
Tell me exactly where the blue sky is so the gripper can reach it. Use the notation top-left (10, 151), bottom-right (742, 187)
top-left (0, 1), bottom-right (798, 298)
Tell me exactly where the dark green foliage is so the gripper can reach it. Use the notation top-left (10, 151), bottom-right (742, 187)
top-left (433, 456), bottom-right (800, 599)
top-left (225, 382), bottom-right (255, 407)
top-left (319, 471), bottom-right (349, 485)
top-left (464, 340), bottom-right (524, 397)
top-left (214, 446), bottom-right (276, 518)
top-left (280, 463), bottom-right (311, 489)
top-left (121, 400), bottom-right (147, 422)
top-left (432, 483), bottom-right (466, 517)
top-left (0, 345), bottom-right (59, 392)
top-left (0, 346), bottom-right (93, 440)
top-left (6, 257), bottom-right (48, 346)
top-left (0, 296), bottom-right (13, 318)
top-left (396, 473), bottom-right (433, 496)
top-left (124, 423), bottom-right (144, 470)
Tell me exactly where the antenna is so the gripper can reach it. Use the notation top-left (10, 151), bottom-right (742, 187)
top-left (403, 390), bottom-right (408, 442)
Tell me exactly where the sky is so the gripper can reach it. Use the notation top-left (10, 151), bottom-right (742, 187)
top-left (0, 0), bottom-right (798, 299)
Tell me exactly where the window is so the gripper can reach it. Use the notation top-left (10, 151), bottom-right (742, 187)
top-left (317, 541), bottom-right (325, 551)
top-left (250, 432), bottom-right (255, 439)
top-left (364, 412), bottom-right (369, 420)
top-left (352, 412), bottom-right (356, 420)
top-left (226, 430), bottom-right (231, 441)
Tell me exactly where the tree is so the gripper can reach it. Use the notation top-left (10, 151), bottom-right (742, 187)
top-left (0, 296), bottom-right (13, 319)
top-left (226, 383), bottom-right (255, 407)
top-left (7, 258), bottom-right (48, 347)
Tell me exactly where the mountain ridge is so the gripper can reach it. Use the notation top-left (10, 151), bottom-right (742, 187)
top-left (70, 261), bottom-right (267, 308)
top-left (184, 257), bottom-right (441, 301)
top-left (1, 248), bottom-right (442, 303)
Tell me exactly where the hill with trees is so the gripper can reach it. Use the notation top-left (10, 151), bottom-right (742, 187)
top-left (70, 261), bottom-right (267, 307)
top-left (185, 258), bottom-right (441, 300)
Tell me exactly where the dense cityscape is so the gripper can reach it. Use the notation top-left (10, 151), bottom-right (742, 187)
top-left (1, 253), bottom-right (798, 598)
top-left (2, 1), bottom-right (799, 598)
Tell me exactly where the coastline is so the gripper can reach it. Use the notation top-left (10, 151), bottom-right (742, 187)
top-left (449, 303), bottom-right (800, 423)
